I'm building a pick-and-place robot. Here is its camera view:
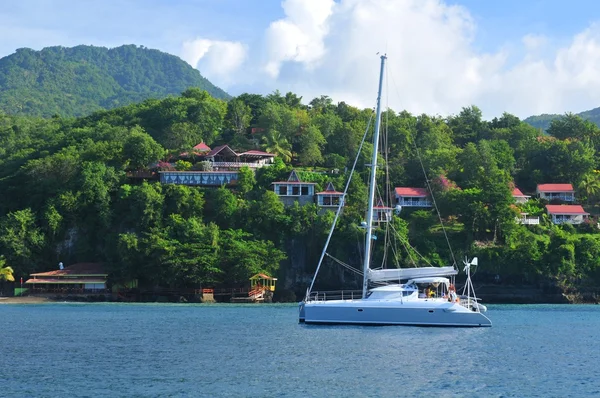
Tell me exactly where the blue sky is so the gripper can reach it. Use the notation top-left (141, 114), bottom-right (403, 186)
top-left (3, 0), bottom-right (600, 118)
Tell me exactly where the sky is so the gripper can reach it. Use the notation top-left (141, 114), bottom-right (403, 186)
top-left (3, 0), bottom-right (600, 119)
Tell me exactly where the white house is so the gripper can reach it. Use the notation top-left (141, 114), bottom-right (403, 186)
top-left (512, 187), bottom-right (530, 203)
top-left (316, 182), bottom-right (344, 210)
top-left (272, 170), bottom-right (316, 206)
top-left (394, 187), bottom-right (432, 207)
top-left (372, 198), bottom-right (393, 224)
top-left (537, 184), bottom-right (575, 202)
top-left (545, 205), bottom-right (589, 225)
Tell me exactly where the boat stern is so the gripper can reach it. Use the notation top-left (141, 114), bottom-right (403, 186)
top-left (298, 301), bottom-right (306, 323)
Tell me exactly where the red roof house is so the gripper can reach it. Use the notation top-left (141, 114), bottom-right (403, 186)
top-left (537, 184), bottom-right (575, 202)
top-left (545, 205), bottom-right (589, 224)
top-left (512, 187), bottom-right (530, 203)
top-left (316, 182), bottom-right (344, 208)
top-left (394, 187), bottom-right (432, 207)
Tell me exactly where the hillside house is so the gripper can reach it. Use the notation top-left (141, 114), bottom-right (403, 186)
top-left (159, 144), bottom-right (275, 187)
top-left (537, 184), bottom-right (575, 202)
top-left (395, 187), bottom-right (432, 208)
top-left (545, 205), bottom-right (589, 225)
top-left (205, 145), bottom-right (275, 170)
top-left (316, 182), bottom-right (344, 211)
top-left (372, 198), bottom-right (393, 224)
top-left (272, 170), bottom-right (316, 206)
top-left (512, 187), bottom-right (530, 203)
top-left (25, 263), bottom-right (108, 295)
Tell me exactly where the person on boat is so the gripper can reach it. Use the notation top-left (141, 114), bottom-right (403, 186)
top-left (448, 284), bottom-right (457, 303)
top-left (428, 287), bottom-right (435, 298)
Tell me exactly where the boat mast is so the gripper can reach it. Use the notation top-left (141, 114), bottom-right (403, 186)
top-left (362, 54), bottom-right (386, 299)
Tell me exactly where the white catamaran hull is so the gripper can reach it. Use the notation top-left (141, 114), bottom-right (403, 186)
top-left (300, 299), bottom-right (492, 327)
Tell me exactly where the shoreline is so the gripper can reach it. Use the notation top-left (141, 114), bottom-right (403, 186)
top-left (0, 296), bottom-right (55, 304)
top-left (0, 296), bottom-right (598, 305)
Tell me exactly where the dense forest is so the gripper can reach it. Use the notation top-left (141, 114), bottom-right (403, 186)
top-left (1, 87), bottom-right (600, 299)
top-left (0, 45), bottom-right (229, 118)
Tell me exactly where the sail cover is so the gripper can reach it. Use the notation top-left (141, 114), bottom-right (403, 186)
top-left (368, 266), bottom-right (457, 282)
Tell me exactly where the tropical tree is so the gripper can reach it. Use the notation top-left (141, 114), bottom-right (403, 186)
top-left (261, 129), bottom-right (293, 163)
top-left (578, 172), bottom-right (600, 204)
top-left (0, 256), bottom-right (15, 282)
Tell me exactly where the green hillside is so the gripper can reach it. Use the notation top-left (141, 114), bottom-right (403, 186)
top-left (525, 106), bottom-right (600, 131)
top-left (0, 45), bottom-right (229, 117)
top-left (2, 91), bottom-right (600, 299)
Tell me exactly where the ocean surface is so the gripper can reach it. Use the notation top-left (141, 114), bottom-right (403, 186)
top-left (1, 303), bottom-right (599, 398)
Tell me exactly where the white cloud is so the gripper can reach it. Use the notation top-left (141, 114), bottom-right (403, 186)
top-left (263, 0), bottom-right (335, 77)
top-left (522, 34), bottom-right (547, 51)
top-left (182, 0), bottom-right (600, 119)
top-left (181, 38), bottom-right (247, 87)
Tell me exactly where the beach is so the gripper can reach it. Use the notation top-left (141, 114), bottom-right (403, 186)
top-left (0, 296), bottom-right (53, 304)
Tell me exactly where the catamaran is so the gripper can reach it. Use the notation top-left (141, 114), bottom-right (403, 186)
top-left (299, 55), bottom-right (491, 327)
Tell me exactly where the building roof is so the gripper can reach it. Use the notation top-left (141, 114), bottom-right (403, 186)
top-left (545, 205), bottom-right (589, 215)
top-left (25, 278), bottom-right (107, 285)
top-left (374, 198), bottom-right (393, 209)
top-left (512, 187), bottom-right (530, 197)
top-left (238, 150), bottom-right (275, 157)
top-left (395, 187), bottom-right (429, 197)
top-left (316, 182), bottom-right (344, 195)
top-left (272, 170), bottom-right (317, 185)
top-left (537, 184), bottom-right (574, 192)
top-left (250, 273), bottom-right (277, 281)
top-left (30, 263), bottom-right (107, 277)
top-left (193, 142), bottom-right (211, 152)
top-left (205, 144), bottom-right (238, 158)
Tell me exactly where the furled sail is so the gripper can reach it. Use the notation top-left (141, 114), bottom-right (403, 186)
top-left (367, 266), bottom-right (457, 283)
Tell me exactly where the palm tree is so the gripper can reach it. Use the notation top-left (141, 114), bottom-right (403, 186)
top-left (578, 173), bottom-right (600, 204)
top-left (261, 129), bottom-right (293, 163)
top-left (0, 256), bottom-right (15, 282)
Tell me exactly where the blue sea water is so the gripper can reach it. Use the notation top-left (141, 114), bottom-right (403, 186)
top-left (0, 303), bottom-right (599, 397)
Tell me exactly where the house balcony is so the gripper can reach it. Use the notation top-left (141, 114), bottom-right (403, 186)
top-left (397, 199), bottom-right (432, 207)
top-left (540, 194), bottom-right (575, 202)
top-left (516, 216), bottom-right (540, 225)
top-left (212, 161), bottom-right (271, 169)
top-left (159, 171), bottom-right (238, 186)
top-left (551, 217), bottom-right (585, 225)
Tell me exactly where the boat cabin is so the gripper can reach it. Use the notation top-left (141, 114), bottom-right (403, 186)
top-left (367, 277), bottom-right (450, 301)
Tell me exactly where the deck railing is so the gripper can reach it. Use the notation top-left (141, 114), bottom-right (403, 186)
top-left (516, 217), bottom-right (540, 225)
top-left (28, 287), bottom-right (110, 294)
top-left (397, 200), bottom-right (433, 207)
top-left (212, 162), bottom-right (271, 169)
top-left (306, 290), bottom-right (363, 301)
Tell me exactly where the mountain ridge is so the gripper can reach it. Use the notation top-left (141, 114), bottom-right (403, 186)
top-left (524, 107), bottom-right (600, 131)
top-left (0, 44), bottom-right (229, 117)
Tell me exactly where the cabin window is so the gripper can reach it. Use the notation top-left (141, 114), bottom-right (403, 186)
top-left (292, 186), bottom-right (300, 195)
top-left (301, 186), bottom-right (309, 195)
top-left (279, 186), bottom-right (287, 195)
